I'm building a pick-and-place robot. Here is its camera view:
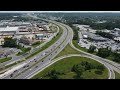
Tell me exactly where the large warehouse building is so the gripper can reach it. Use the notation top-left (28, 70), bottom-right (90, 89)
top-left (0, 26), bottom-right (19, 34)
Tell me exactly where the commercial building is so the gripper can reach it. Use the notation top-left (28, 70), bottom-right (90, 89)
top-left (35, 34), bottom-right (48, 40)
top-left (19, 36), bottom-right (32, 45)
top-left (0, 26), bottom-right (19, 34)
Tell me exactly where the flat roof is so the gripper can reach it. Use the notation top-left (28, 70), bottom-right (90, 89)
top-left (0, 26), bottom-right (19, 32)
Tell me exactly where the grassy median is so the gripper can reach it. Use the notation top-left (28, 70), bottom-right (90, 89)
top-left (32, 41), bottom-right (44, 48)
top-left (25, 27), bottom-right (63, 59)
top-left (32, 56), bottom-right (108, 79)
top-left (0, 57), bottom-right (12, 63)
top-left (53, 43), bottom-right (81, 59)
top-left (0, 60), bottom-right (25, 71)
top-left (72, 40), bottom-right (88, 52)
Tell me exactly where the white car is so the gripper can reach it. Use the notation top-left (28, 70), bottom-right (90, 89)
top-left (42, 52), bottom-right (46, 56)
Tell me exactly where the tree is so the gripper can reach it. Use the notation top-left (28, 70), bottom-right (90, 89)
top-left (97, 48), bottom-right (111, 58)
top-left (47, 70), bottom-right (60, 79)
top-left (97, 65), bottom-right (105, 71)
top-left (72, 64), bottom-right (85, 77)
top-left (88, 45), bottom-right (96, 53)
top-left (95, 31), bottom-right (113, 39)
top-left (2, 37), bottom-right (17, 48)
top-left (113, 57), bottom-right (120, 63)
top-left (81, 61), bottom-right (95, 70)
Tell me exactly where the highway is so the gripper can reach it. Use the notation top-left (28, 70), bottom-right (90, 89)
top-left (0, 14), bottom-right (118, 79)
top-left (0, 18), bottom-right (73, 79)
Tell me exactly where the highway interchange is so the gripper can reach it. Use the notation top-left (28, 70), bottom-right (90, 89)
top-left (0, 14), bottom-right (120, 79)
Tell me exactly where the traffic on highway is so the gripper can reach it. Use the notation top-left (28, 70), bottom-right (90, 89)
top-left (1, 13), bottom-right (120, 79)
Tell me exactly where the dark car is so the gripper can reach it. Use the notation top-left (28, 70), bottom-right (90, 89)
top-left (35, 66), bottom-right (38, 68)
top-left (10, 74), bottom-right (13, 77)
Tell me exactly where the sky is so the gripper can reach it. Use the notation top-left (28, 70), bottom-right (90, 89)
top-left (0, 11), bottom-right (120, 13)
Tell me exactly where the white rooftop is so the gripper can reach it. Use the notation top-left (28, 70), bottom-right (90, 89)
top-left (0, 26), bottom-right (19, 32)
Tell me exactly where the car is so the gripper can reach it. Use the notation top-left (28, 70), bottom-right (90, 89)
top-left (42, 53), bottom-right (45, 56)
top-left (35, 66), bottom-right (38, 68)
top-left (10, 74), bottom-right (13, 77)
top-left (23, 65), bottom-right (26, 68)
top-left (14, 70), bottom-right (18, 72)
top-left (26, 65), bottom-right (29, 67)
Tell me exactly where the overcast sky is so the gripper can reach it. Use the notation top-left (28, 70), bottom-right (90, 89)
top-left (0, 11), bottom-right (120, 13)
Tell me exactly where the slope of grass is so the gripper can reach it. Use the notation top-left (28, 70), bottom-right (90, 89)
top-left (72, 40), bottom-right (88, 52)
top-left (54, 44), bottom-right (81, 59)
top-left (32, 56), bottom-right (108, 79)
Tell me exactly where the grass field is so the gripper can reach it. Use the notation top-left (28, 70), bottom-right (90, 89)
top-left (115, 71), bottom-right (120, 79)
top-left (32, 56), bottom-right (108, 79)
top-left (26, 27), bottom-right (63, 59)
top-left (0, 57), bottom-right (12, 63)
top-left (54, 44), bottom-right (81, 59)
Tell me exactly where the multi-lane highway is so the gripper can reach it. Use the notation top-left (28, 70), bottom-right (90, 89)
top-left (0, 17), bottom-right (73, 79)
top-left (0, 14), bottom-right (120, 79)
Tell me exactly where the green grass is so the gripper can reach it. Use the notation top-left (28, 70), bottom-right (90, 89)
top-left (115, 71), bottom-right (120, 79)
top-left (16, 47), bottom-right (31, 56)
top-left (32, 56), bottom-right (108, 79)
top-left (0, 57), bottom-right (12, 63)
top-left (81, 69), bottom-right (108, 79)
top-left (54, 44), bottom-right (81, 59)
top-left (32, 41), bottom-right (44, 47)
top-left (72, 40), bottom-right (88, 52)
top-left (25, 27), bottom-right (63, 59)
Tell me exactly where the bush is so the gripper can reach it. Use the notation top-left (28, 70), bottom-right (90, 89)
top-left (95, 70), bottom-right (103, 75)
top-left (97, 48), bottom-right (111, 58)
top-left (47, 70), bottom-right (60, 79)
top-left (72, 64), bottom-right (85, 77)
top-left (97, 65), bottom-right (105, 71)
top-left (32, 41), bottom-right (40, 46)
top-left (81, 61), bottom-right (95, 70)
top-left (87, 45), bottom-right (96, 53)
top-left (113, 57), bottom-right (120, 63)
top-left (2, 37), bottom-right (17, 48)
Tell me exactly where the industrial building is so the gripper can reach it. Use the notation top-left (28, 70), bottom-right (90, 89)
top-left (81, 31), bottom-right (107, 42)
top-left (0, 26), bottom-right (19, 34)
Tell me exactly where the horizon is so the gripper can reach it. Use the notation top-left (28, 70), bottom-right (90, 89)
top-left (0, 11), bottom-right (120, 13)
